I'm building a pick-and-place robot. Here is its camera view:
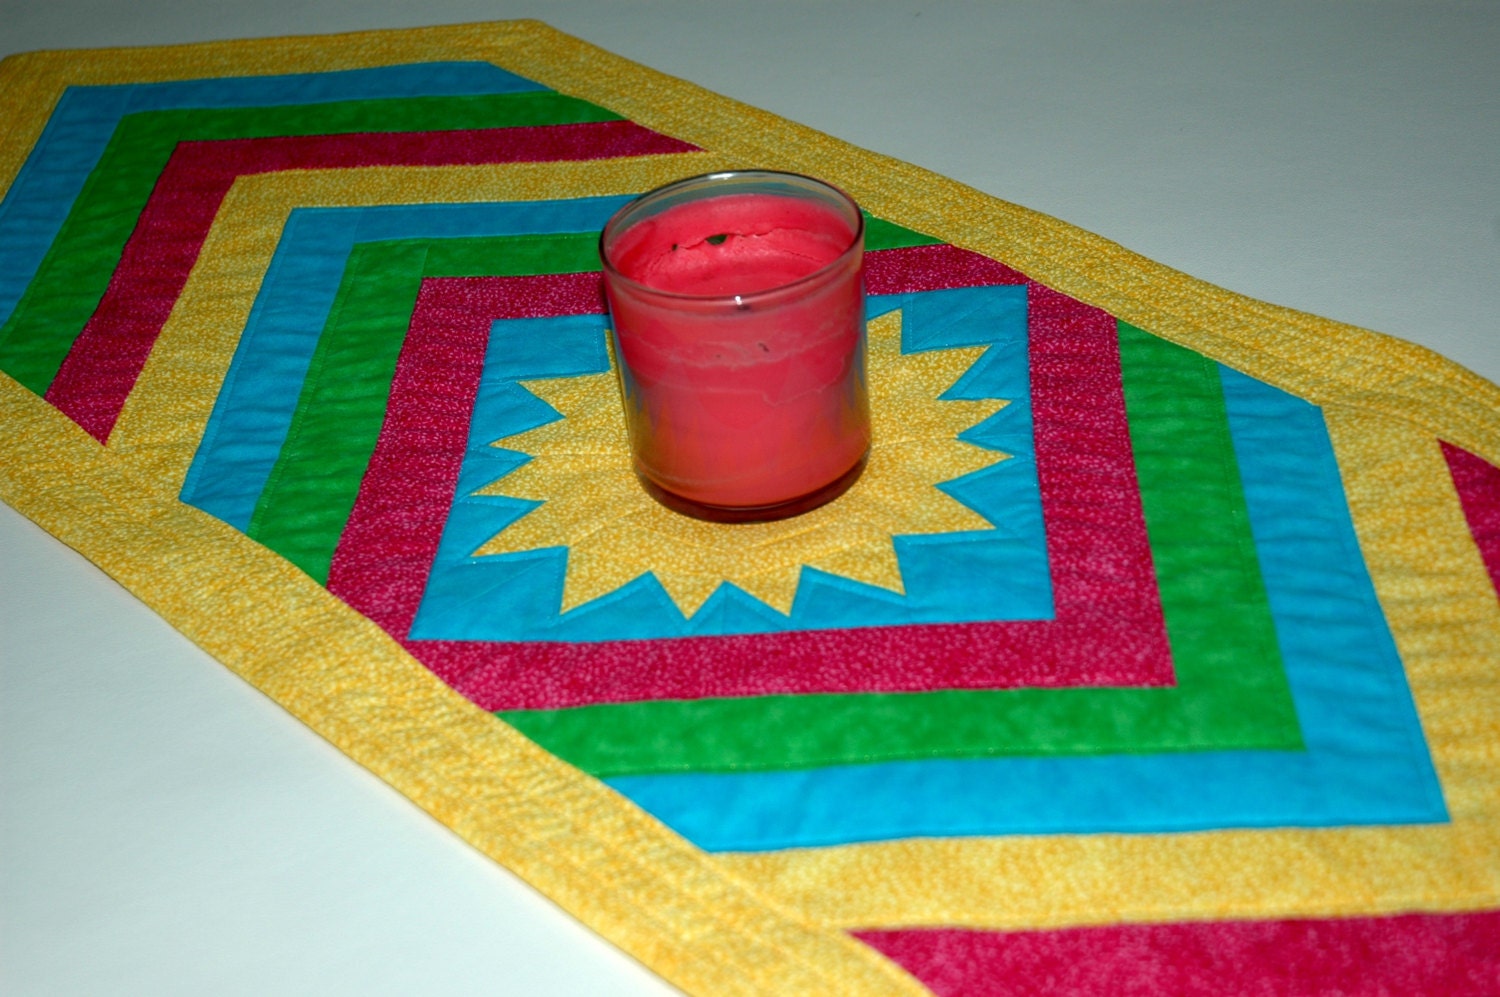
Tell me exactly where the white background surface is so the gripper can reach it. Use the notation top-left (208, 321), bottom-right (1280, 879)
top-left (2, 3), bottom-right (1497, 994)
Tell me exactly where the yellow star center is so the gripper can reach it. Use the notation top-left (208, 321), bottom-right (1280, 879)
top-left (473, 309), bottom-right (1007, 616)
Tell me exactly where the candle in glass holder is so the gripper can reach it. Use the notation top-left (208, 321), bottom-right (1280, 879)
top-left (599, 170), bottom-right (869, 522)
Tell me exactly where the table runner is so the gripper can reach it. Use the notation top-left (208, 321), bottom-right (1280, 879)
top-left (1, 19), bottom-right (1497, 994)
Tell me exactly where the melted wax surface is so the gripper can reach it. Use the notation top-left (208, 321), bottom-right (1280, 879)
top-left (609, 192), bottom-right (857, 297)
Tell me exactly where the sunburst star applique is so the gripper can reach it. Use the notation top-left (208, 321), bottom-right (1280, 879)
top-left (472, 309), bottom-right (1008, 616)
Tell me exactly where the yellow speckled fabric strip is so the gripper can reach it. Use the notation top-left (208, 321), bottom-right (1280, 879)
top-left (3, 21), bottom-right (1498, 470)
top-left (484, 25), bottom-right (1500, 471)
top-left (0, 24), bottom-right (930, 996)
top-left (110, 156), bottom-right (724, 489)
top-left (717, 410), bottom-right (1500, 929)
top-left (0, 379), bottom-right (931, 994)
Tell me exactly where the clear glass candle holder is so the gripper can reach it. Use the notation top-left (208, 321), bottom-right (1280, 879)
top-left (599, 170), bottom-right (870, 523)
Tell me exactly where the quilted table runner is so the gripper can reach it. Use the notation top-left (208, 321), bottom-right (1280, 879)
top-left (2, 20), bottom-right (1498, 994)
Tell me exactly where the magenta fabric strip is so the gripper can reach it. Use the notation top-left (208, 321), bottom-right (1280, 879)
top-left (1441, 441), bottom-right (1500, 599)
top-left (865, 241), bottom-right (1030, 292)
top-left (327, 274), bottom-right (603, 646)
top-left (43, 121), bottom-right (695, 442)
top-left (854, 913), bottom-right (1500, 996)
top-left (326, 243), bottom-right (1174, 709)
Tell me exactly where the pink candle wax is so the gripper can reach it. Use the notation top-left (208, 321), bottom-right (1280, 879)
top-left (601, 173), bottom-right (870, 520)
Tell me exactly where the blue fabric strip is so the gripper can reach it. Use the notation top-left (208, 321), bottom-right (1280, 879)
top-left (182, 196), bottom-right (1049, 636)
top-left (602, 366), bottom-right (1446, 850)
top-left (0, 63), bottom-right (542, 328)
top-left (181, 197), bottom-right (632, 530)
top-left (407, 284), bottom-right (1051, 640)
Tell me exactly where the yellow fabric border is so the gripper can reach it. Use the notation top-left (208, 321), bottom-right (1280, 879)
top-left (3, 20), bottom-right (1498, 469)
top-left (487, 27), bottom-right (1500, 470)
top-left (0, 373), bottom-right (930, 994)
top-left (0, 14), bottom-right (1497, 984)
top-left (720, 410), bottom-right (1500, 928)
top-left (0, 28), bottom-right (926, 997)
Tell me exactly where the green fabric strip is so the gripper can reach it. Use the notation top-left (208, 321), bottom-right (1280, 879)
top-left (863, 214), bottom-right (941, 250)
top-left (501, 321), bottom-right (1301, 774)
top-left (0, 91), bottom-right (617, 394)
top-left (243, 218), bottom-right (1298, 772)
top-left (249, 232), bottom-right (602, 583)
top-left (248, 218), bottom-right (933, 582)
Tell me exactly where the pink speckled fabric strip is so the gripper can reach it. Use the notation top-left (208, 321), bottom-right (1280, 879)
top-left (1441, 441), bottom-right (1500, 599)
top-left (855, 913), bottom-right (1500, 997)
top-left (43, 122), bottom-right (692, 441)
top-left (326, 244), bottom-right (1172, 708)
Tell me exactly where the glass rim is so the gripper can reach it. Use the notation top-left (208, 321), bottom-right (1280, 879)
top-left (597, 169), bottom-right (866, 304)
